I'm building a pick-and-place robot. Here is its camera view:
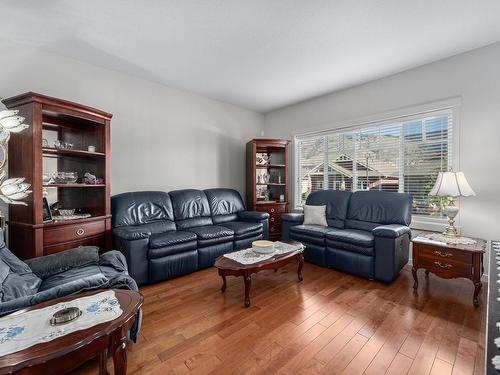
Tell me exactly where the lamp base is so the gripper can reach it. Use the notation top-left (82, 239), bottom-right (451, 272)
top-left (442, 225), bottom-right (459, 237)
top-left (443, 200), bottom-right (459, 237)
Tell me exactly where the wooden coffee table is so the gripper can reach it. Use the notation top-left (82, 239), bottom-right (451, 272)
top-left (0, 289), bottom-right (143, 375)
top-left (214, 241), bottom-right (304, 307)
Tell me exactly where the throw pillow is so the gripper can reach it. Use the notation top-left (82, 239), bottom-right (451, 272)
top-left (303, 205), bottom-right (328, 226)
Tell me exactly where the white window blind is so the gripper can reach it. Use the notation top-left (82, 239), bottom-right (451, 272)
top-left (295, 109), bottom-right (453, 218)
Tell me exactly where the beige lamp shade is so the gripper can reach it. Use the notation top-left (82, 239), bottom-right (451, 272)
top-left (429, 171), bottom-right (476, 197)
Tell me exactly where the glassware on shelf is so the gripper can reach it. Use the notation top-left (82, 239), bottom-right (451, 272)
top-left (42, 173), bottom-right (52, 185)
top-left (53, 140), bottom-right (74, 150)
top-left (52, 172), bottom-right (78, 184)
top-left (58, 209), bottom-right (76, 216)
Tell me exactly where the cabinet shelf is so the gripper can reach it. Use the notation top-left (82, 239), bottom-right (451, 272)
top-left (256, 183), bottom-right (286, 186)
top-left (43, 184), bottom-right (106, 188)
top-left (42, 148), bottom-right (105, 158)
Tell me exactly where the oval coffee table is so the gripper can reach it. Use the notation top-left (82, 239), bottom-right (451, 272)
top-left (0, 289), bottom-right (143, 375)
top-left (214, 241), bottom-right (304, 307)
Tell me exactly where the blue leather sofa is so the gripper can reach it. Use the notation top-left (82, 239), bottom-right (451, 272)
top-left (111, 188), bottom-right (269, 285)
top-left (0, 234), bottom-right (141, 340)
top-left (282, 190), bottom-right (412, 282)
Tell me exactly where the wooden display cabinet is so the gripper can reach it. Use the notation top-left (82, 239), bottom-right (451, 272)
top-left (246, 139), bottom-right (290, 240)
top-left (4, 92), bottom-right (112, 259)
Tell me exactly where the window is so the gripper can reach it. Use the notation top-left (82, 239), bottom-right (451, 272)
top-left (295, 109), bottom-right (453, 218)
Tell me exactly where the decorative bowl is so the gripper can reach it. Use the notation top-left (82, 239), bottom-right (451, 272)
top-left (50, 307), bottom-right (82, 326)
top-left (252, 240), bottom-right (274, 254)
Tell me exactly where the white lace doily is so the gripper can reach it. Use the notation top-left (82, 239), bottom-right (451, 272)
top-left (425, 233), bottom-right (477, 245)
top-left (223, 241), bottom-right (303, 265)
top-left (0, 290), bottom-right (122, 356)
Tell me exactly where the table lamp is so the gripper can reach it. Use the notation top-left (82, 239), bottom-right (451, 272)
top-left (429, 171), bottom-right (475, 236)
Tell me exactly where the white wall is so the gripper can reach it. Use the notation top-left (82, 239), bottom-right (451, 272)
top-left (264, 42), bottom-right (500, 244)
top-left (0, 40), bottom-right (264, 196)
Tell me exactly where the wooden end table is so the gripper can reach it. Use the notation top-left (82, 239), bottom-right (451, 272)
top-left (412, 234), bottom-right (486, 307)
top-left (214, 241), bottom-right (304, 307)
top-left (0, 289), bottom-right (143, 375)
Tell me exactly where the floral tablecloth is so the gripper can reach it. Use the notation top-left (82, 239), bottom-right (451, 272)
top-left (223, 241), bottom-right (303, 265)
top-left (0, 290), bottom-right (122, 356)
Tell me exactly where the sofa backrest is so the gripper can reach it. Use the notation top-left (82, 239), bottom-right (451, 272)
top-left (111, 191), bottom-right (176, 233)
top-left (169, 189), bottom-right (213, 230)
top-left (204, 188), bottom-right (246, 224)
top-left (345, 191), bottom-right (412, 231)
top-left (305, 190), bottom-right (352, 229)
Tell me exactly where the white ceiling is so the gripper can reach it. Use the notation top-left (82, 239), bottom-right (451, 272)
top-left (1, 1), bottom-right (500, 112)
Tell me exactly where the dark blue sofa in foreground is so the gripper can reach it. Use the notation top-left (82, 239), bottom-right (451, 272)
top-left (0, 234), bottom-right (140, 340)
top-left (282, 190), bottom-right (412, 282)
top-left (111, 188), bottom-right (269, 285)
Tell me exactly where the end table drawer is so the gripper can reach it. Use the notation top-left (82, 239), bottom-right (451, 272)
top-left (419, 256), bottom-right (472, 277)
top-left (418, 244), bottom-right (472, 264)
top-left (44, 220), bottom-right (105, 246)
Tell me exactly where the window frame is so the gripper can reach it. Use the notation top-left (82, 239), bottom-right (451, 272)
top-left (292, 98), bottom-right (461, 231)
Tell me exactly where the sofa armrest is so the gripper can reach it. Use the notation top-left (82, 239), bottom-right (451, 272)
top-left (99, 250), bottom-right (128, 273)
top-left (372, 224), bottom-right (411, 239)
top-left (237, 211), bottom-right (269, 240)
top-left (25, 246), bottom-right (99, 279)
top-left (238, 211), bottom-right (270, 221)
top-left (113, 226), bottom-right (152, 241)
top-left (281, 213), bottom-right (304, 241)
top-left (281, 213), bottom-right (304, 223)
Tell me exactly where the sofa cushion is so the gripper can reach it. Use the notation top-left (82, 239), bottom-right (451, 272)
top-left (346, 191), bottom-right (412, 231)
top-left (326, 228), bottom-right (374, 248)
top-left (149, 231), bottom-right (197, 249)
top-left (25, 246), bottom-right (99, 279)
top-left (204, 188), bottom-right (246, 224)
top-left (186, 225), bottom-right (234, 247)
top-left (38, 265), bottom-right (108, 292)
top-left (290, 224), bottom-right (330, 246)
top-left (111, 191), bottom-right (175, 230)
top-left (0, 246), bottom-right (42, 302)
top-left (326, 239), bottom-right (374, 256)
top-left (305, 190), bottom-right (352, 229)
top-left (219, 221), bottom-right (263, 240)
top-left (148, 231), bottom-right (198, 259)
top-left (169, 189), bottom-right (213, 229)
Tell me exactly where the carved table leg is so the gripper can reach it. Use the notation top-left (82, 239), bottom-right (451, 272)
top-left (297, 253), bottom-right (304, 282)
top-left (473, 281), bottom-right (482, 307)
top-left (99, 348), bottom-right (109, 375)
top-left (220, 273), bottom-right (227, 293)
top-left (412, 267), bottom-right (418, 291)
top-left (113, 337), bottom-right (127, 375)
top-left (244, 272), bottom-right (252, 307)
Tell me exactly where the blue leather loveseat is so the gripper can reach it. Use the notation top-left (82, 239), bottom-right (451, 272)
top-left (111, 188), bottom-right (269, 285)
top-left (282, 190), bottom-right (412, 282)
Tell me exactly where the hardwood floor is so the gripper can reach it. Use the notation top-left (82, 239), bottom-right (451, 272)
top-left (72, 262), bottom-right (486, 375)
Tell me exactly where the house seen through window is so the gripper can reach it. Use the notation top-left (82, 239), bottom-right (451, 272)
top-left (295, 110), bottom-right (452, 217)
